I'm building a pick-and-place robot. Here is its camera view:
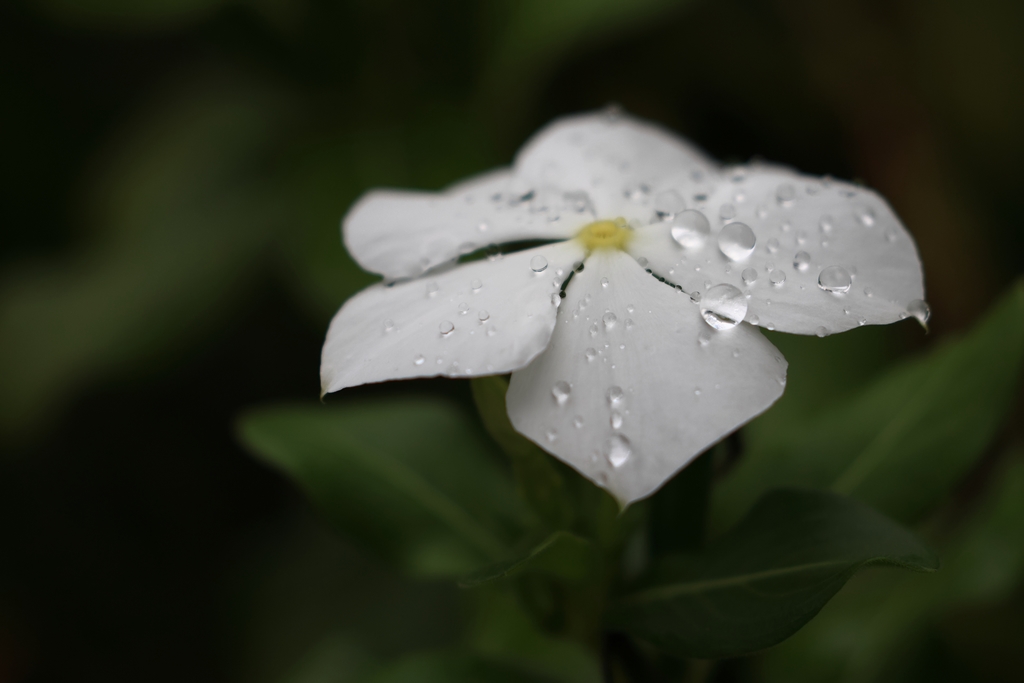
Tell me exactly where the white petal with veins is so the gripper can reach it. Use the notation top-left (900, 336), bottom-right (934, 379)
top-left (344, 169), bottom-right (587, 280)
top-left (515, 111), bottom-right (720, 223)
top-left (627, 165), bottom-right (925, 335)
top-left (321, 240), bottom-right (585, 393)
top-left (506, 250), bottom-right (786, 505)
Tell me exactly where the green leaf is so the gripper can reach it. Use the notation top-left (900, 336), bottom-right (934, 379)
top-left (471, 376), bottom-right (574, 530)
top-left (460, 532), bottom-right (595, 587)
top-left (606, 489), bottom-right (937, 659)
top-left (238, 398), bottom-right (532, 578)
top-left (760, 453), bottom-right (1024, 683)
top-left (714, 279), bottom-right (1024, 529)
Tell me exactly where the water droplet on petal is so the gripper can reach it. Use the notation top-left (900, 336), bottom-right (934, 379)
top-left (573, 415), bottom-right (584, 428)
top-left (670, 210), bottom-right (711, 250)
top-left (700, 284), bottom-right (748, 330)
top-left (626, 304), bottom-right (635, 313)
top-left (907, 299), bottom-right (931, 326)
top-left (776, 183), bottom-right (796, 205)
top-left (552, 381), bottom-right (571, 406)
top-left (769, 269), bottom-right (787, 287)
top-left (439, 321), bottom-right (454, 336)
top-left (383, 319), bottom-right (394, 332)
top-left (551, 293), bottom-right (561, 307)
top-left (478, 310), bottom-right (490, 321)
top-left (413, 354), bottom-right (425, 366)
top-left (458, 302), bottom-right (469, 314)
top-left (601, 277), bottom-right (609, 288)
top-left (589, 322), bottom-right (599, 336)
top-left (654, 189), bottom-right (686, 218)
top-left (719, 203), bottom-right (737, 220)
top-left (426, 281), bottom-right (439, 297)
top-left (741, 268), bottom-right (758, 285)
top-left (607, 386), bottom-right (624, 406)
top-left (818, 265), bottom-right (852, 293)
top-left (486, 327), bottom-right (497, 337)
top-left (605, 434), bottom-right (632, 468)
top-left (625, 318), bottom-right (634, 330)
top-left (793, 251), bottom-right (811, 272)
top-left (545, 428), bottom-right (558, 443)
top-left (815, 326), bottom-right (828, 338)
top-left (819, 215), bottom-right (833, 233)
top-left (530, 255), bottom-right (548, 272)
top-left (749, 314), bottom-right (760, 325)
top-left (718, 222), bottom-right (756, 261)
top-left (767, 237), bottom-right (780, 253)
top-left (694, 387), bottom-right (702, 396)
top-left (859, 208), bottom-right (876, 227)
top-left (610, 412), bottom-right (623, 430)
top-left (585, 347), bottom-right (598, 362)
top-left (603, 312), bottom-right (617, 330)
top-left (689, 290), bottom-right (702, 304)
top-left (470, 278), bottom-right (482, 290)
top-left (623, 183), bottom-right (650, 202)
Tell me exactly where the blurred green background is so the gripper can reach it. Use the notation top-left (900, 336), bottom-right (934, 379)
top-left (1, 0), bottom-right (1022, 681)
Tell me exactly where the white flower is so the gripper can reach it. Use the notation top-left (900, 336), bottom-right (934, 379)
top-left (320, 110), bottom-right (926, 505)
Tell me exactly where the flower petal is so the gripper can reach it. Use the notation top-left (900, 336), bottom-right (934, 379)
top-left (344, 169), bottom-right (587, 280)
top-left (506, 250), bottom-right (787, 506)
top-left (321, 240), bottom-right (585, 394)
top-left (627, 165), bottom-right (925, 335)
top-left (514, 110), bottom-right (719, 224)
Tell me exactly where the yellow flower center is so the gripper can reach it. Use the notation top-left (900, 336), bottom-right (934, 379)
top-left (576, 218), bottom-right (632, 252)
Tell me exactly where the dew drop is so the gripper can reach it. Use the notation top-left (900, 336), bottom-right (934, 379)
top-left (530, 255), bottom-right (548, 272)
top-left (907, 299), bottom-right (931, 326)
top-left (654, 189), bottom-right (686, 218)
top-left (817, 265), bottom-right (852, 293)
top-left (439, 321), bottom-right (454, 336)
top-left (605, 434), bottom-right (632, 468)
top-left (552, 381), bottom-right (571, 406)
top-left (636, 256), bottom-right (648, 268)
top-left (458, 302), bottom-right (469, 315)
top-left (603, 312), bottom-right (618, 330)
top-left (819, 215), bottom-right (834, 233)
top-left (610, 412), bottom-right (623, 430)
top-left (700, 284), bottom-right (748, 330)
top-left (741, 268), bottom-right (758, 285)
top-left (623, 183), bottom-right (650, 202)
top-left (776, 183), bottom-right (796, 205)
top-left (607, 386), bottom-right (625, 406)
top-left (601, 277), bottom-right (609, 288)
top-left (546, 428), bottom-right (558, 443)
top-left (626, 304), bottom-right (635, 313)
top-left (689, 291), bottom-right (702, 304)
top-left (859, 208), bottom-right (876, 227)
top-left (383, 319), bottom-right (394, 332)
top-left (589, 322), bottom-right (599, 337)
top-left (694, 387), bottom-right (702, 396)
top-left (793, 251), bottom-right (811, 272)
top-left (426, 281), bottom-right (439, 297)
top-left (413, 354), bottom-right (425, 366)
top-left (486, 327), bottom-right (497, 337)
top-left (478, 310), bottom-right (490, 322)
top-left (670, 210), bottom-right (711, 250)
top-left (769, 269), bottom-right (787, 287)
top-left (470, 278), bottom-right (482, 290)
top-left (719, 203), bottom-right (737, 220)
top-left (585, 347), bottom-right (598, 362)
top-left (749, 314), bottom-right (760, 325)
top-left (885, 228), bottom-right (898, 242)
top-left (864, 288), bottom-right (874, 298)
top-left (767, 237), bottom-right (780, 253)
top-left (815, 326), bottom-right (828, 338)
top-left (718, 222), bottom-right (757, 261)
top-left (551, 293), bottom-right (561, 307)
top-left (573, 415), bottom-right (584, 429)
top-left (625, 318), bottom-right (634, 330)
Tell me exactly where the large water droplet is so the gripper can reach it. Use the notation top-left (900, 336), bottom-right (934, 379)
top-left (654, 189), bottom-right (686, 218)
top-left (602, 312), bottom-right (618, 330)
top-left (793, 251), bottom-right (811, 272)
top-left (670, 210), bottom-right (711, 250)
top-left (907, 299), bottom-right (931, 326)
top-left (605, 434), bottom-right (632, 468)
top-left (607, 386), bottom-right (625, 406)
top-left (817, 265), bottom-right (852, 293)
top-left (530, 255), bottom-right (548, 272)
top-left (552, 381), bottom-right (571, 406)
top-left (741, 268), bottom-right (758, 285)
top-left (700, 284), bottom-right (748, 330)
top-left (718, 222), bottom-right (756, 261)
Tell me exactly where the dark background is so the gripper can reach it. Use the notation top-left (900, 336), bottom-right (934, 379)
top-left (1, 0), bottom-right (1022, 681)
